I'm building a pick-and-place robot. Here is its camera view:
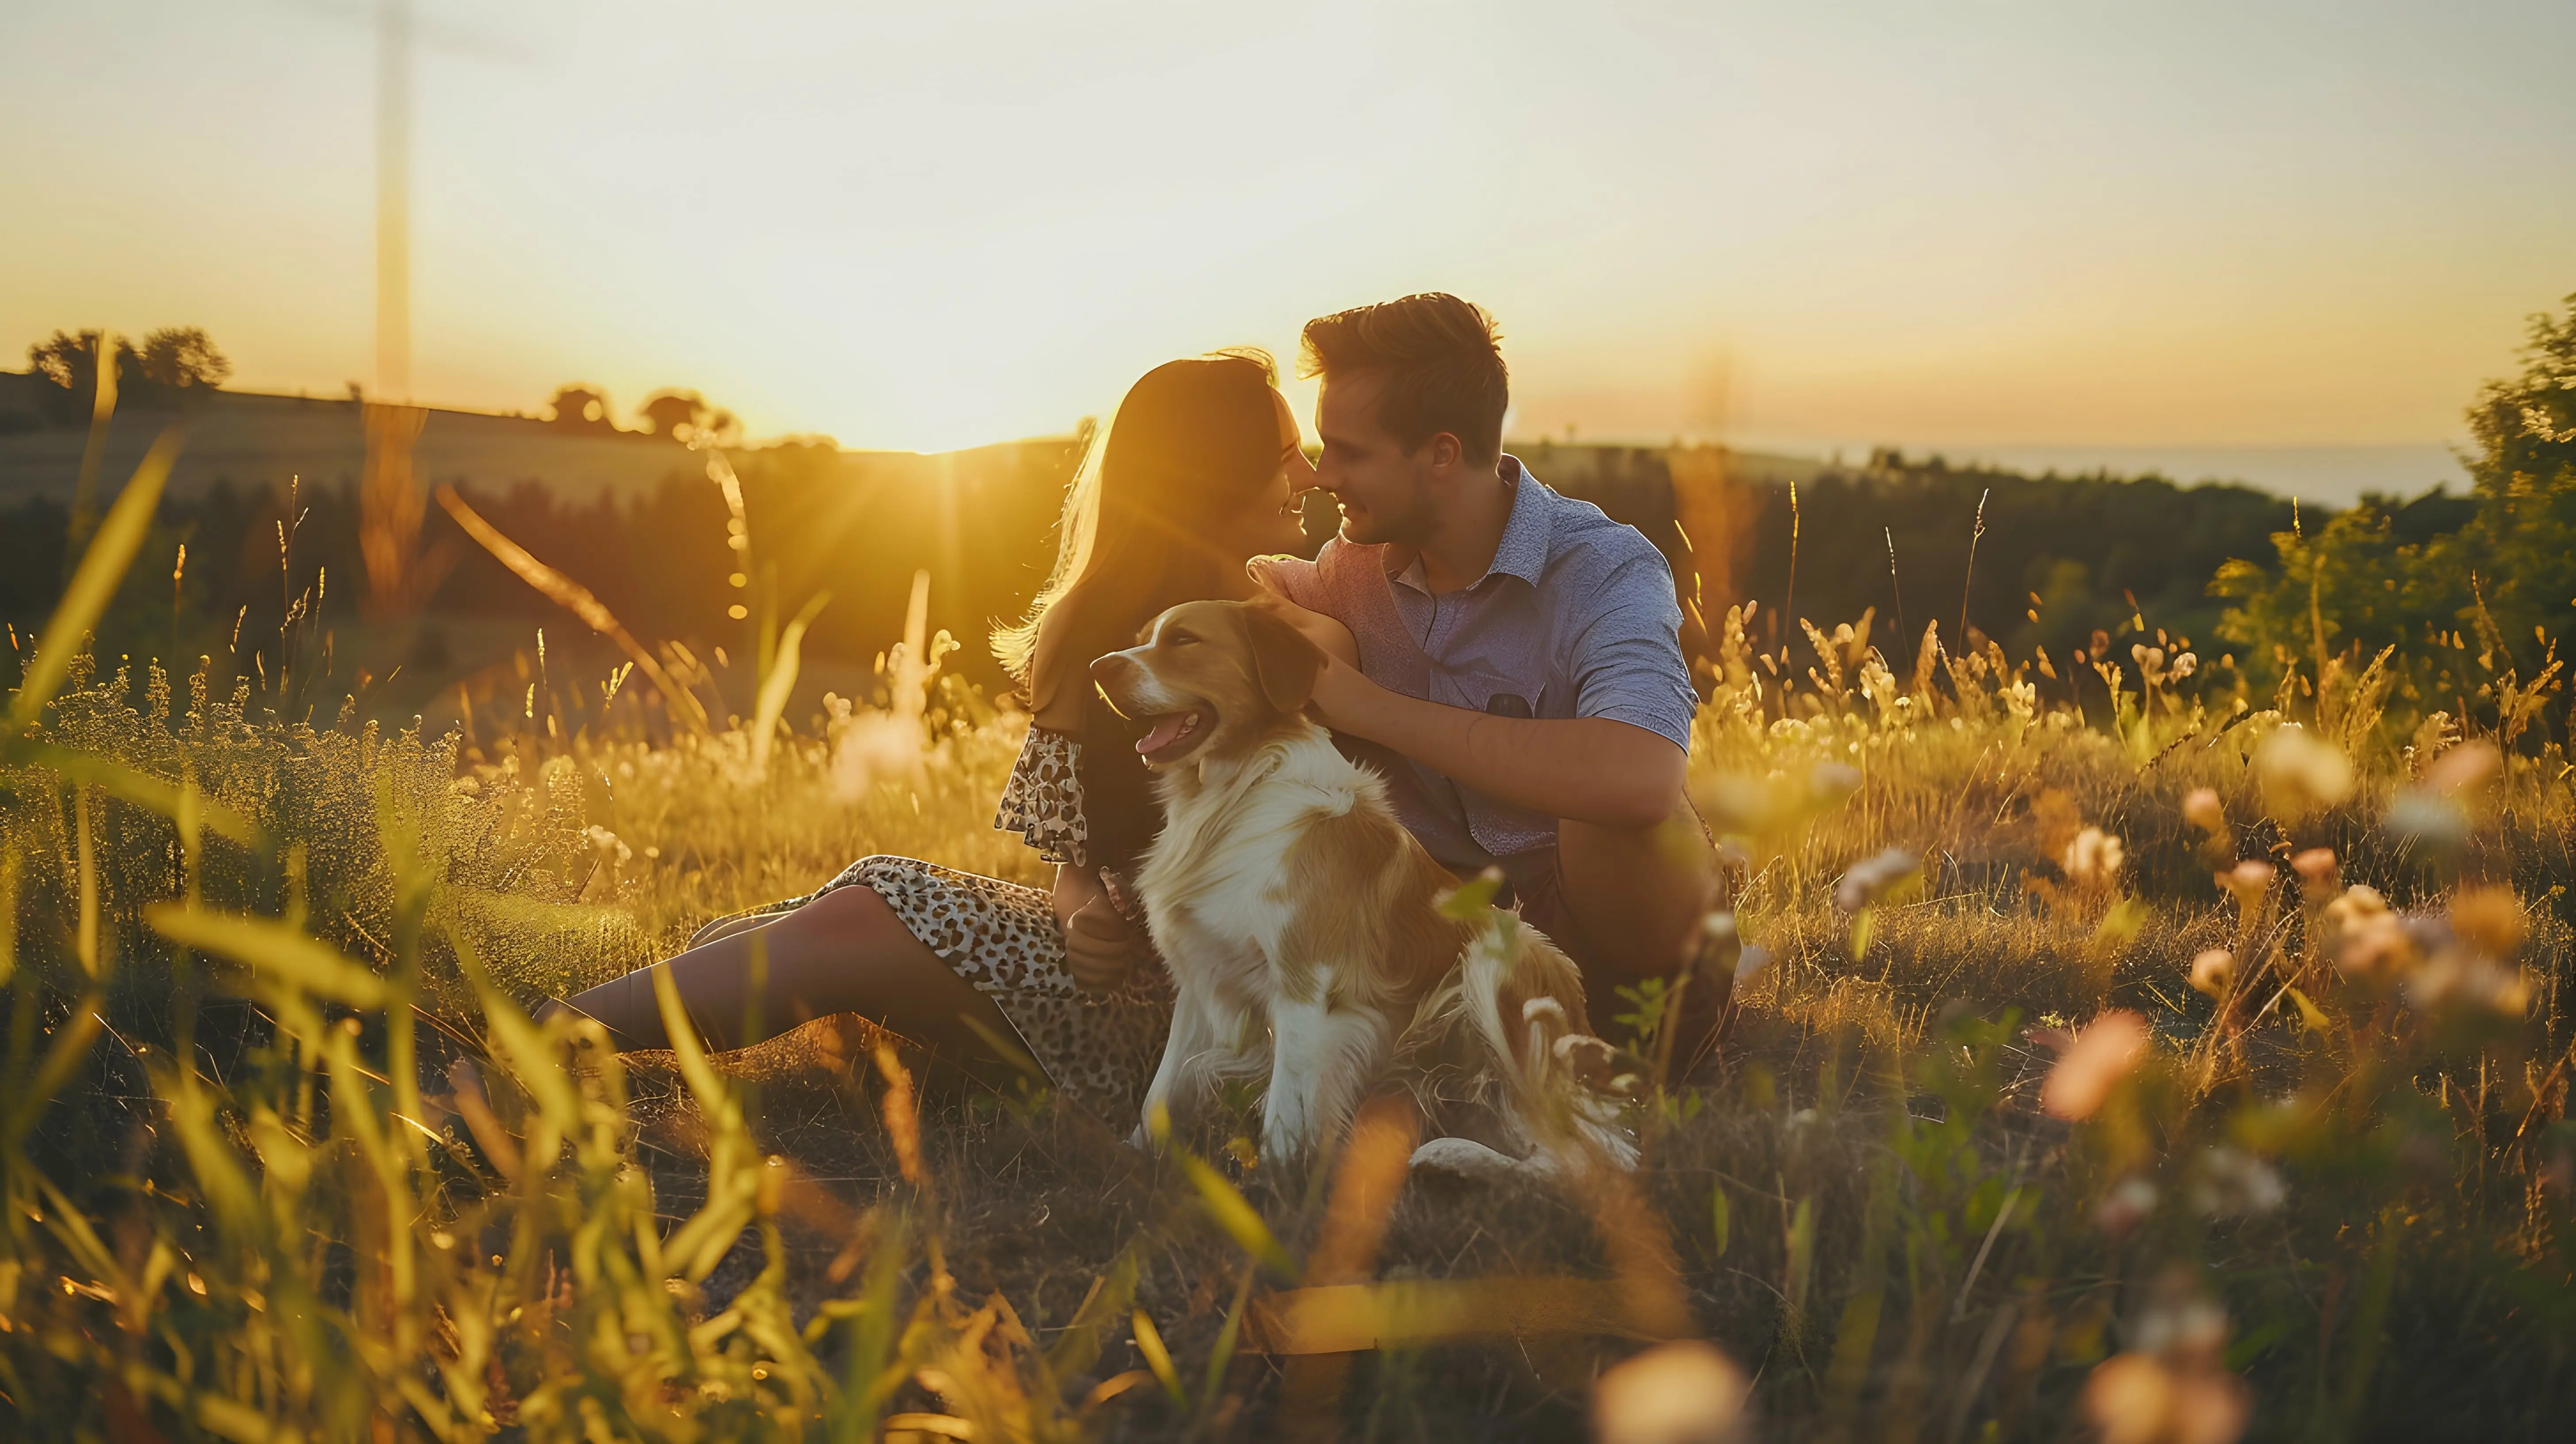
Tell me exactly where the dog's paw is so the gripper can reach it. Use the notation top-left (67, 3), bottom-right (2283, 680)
top-left (1407, 1135), bottom-right (1556, 1184)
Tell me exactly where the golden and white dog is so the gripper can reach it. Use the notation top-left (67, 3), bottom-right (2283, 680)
top-left (1089, 599), bottom-right (1636, 1174)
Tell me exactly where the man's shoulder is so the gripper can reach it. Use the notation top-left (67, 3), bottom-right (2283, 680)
top-left (1533, 485), bottom-right (1674, 588)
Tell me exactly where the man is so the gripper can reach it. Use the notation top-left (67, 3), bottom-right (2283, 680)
top-left (1252, 292), bottom-right (1721, 1016)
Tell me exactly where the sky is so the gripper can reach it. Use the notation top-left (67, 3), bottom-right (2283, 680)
top-left (4, 0), bottom-right (2572, 495)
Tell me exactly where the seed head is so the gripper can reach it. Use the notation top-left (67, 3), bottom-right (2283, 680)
top-left (2182, 787), bottom-right (2226, 836)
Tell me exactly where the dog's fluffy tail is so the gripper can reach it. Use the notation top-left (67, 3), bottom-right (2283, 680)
top-left (1407, 914), bottom-right (1640, 1173)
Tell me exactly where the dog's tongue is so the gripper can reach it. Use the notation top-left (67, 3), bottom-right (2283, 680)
top-left (1136, 714), bottom-right (1192, 756)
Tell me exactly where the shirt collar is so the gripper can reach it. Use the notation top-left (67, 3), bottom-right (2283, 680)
top-left (1487, 455), bottom-right (1552, 587)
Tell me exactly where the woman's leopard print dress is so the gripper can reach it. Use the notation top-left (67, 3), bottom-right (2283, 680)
top-left (750, 727), bottom-right (1173, 1124)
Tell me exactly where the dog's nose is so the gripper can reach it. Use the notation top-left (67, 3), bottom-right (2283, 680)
top-left (1089, 652), bottom-right (1131, 690)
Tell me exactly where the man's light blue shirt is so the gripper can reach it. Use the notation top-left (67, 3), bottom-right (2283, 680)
top-left (1265, 455), bottom-right (1698, 879)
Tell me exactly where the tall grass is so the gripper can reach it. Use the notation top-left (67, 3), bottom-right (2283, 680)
top-left (3, 466), bottom-right (2573, 1439)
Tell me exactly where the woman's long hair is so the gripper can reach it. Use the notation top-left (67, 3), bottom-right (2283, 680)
top-left (993, 351), bottom-right (1284, 710)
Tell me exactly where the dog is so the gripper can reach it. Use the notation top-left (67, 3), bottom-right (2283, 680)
top-left (1088, 598), bottom-right (1636, 1175)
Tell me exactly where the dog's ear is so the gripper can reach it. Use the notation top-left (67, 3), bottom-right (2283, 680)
top-left (1243, 604), bottom-right (1324, 716)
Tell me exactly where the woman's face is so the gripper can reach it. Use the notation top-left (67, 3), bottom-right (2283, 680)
top-left (1231, 388), bottom-right (1316, 557)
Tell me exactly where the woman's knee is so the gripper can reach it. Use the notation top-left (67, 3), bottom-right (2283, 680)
top-left (796, 882), bottom-right (901, 933)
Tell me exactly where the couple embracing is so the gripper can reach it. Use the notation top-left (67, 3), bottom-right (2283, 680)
top-left (555, 293), bottom-right (1720, 1130)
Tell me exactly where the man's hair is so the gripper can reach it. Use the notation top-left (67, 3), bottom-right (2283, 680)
top-left (1299, 293), bottom-right (1508, 464)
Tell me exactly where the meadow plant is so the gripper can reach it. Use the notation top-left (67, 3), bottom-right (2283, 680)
top-left (3, 458), bottom-right (2574, 1440)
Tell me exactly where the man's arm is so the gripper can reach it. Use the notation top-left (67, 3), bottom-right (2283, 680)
top-left (1305, 659), bottom-right (1686, 830)
top-left (1257, 541), bottom-right (1697, 832)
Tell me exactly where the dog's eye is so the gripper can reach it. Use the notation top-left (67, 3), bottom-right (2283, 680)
top-left (1165, 631), bottom-right (1199, 647)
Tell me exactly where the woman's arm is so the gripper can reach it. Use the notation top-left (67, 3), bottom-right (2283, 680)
top-left (1054, 864), bottom-right (1141, 991)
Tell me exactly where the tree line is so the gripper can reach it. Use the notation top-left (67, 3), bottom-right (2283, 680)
top-left (8, 292), bottom-right (2572, 745)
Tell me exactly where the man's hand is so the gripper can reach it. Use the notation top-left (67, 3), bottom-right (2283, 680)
top-left (1301, 652), bottom-right (1382, 732)
top-left (1246, 559), bottom-right (1360, 667)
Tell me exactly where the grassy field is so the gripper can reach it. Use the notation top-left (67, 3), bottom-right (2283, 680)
top-left (4, 472), bottom-right (2575, 1441)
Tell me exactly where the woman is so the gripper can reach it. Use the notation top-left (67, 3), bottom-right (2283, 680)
top-left (547, 352), bottom-right (1315, 1122)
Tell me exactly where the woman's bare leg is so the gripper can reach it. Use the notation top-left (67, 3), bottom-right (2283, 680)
top-left (552, 885), bottom-right (1022, 1067)
top-left (688, 910), bottom-right (788, 949)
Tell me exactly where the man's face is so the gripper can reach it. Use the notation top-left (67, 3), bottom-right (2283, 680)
top-left (1313, 370), bottom-right (1440, 547)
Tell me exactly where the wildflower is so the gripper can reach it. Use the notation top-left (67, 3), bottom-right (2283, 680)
top-left (1833, 847), bottom-right (1920, 914)
top-left (2254, 724), bottom-right (2353, 818)
top-left (2099, 1354), bottom-right (2230, 1435)
top-left (2406, 951), bottom-right (2532, 1019)
top-left (583, 825), bottom-right (632, 865)
top-left (2082, 1276), bottom-right (2251, 1444)
top-left (2328, 893), bottom-right (2420, 984)
top-left (2419, 738), bottom-right (2501, 796)
top-left (1808, 759), bottom-right (1862, 803)
top-left (2189, 1146), bottom-right (2286, 1217)
top-left (2062, 827), bottom-right (2126, 890)
top-left (2288, 847), bottom-right (2339, 901)
top-left (2043, 1010), bottom-right (2151, 1121)
top-left (1592, 1339), bottom-right (1750, 1444)
top-left (2169, 652), bottom-right (2197, 678)
top-left (2385, 788), bottom-right (2469, 851)
top-left (2181, 787), bottom-right (2226, 836)
top-left (2131, 1288), bottom-right (2231, 1360)
top-left (2096, 1175), bottom-right (2159, 1236)
top-left (1693, 775), bottom-right (1774, 835)
top-left (2080, 1354), bottom-right (2247, 1444)
top-left (2080, 1355), bottom-right (2170, 1444)
top-left (2216, 860), bottom-right (2275, 917)
top-left (2447, 885), bottom-right (2526, 958)
top-left (2187, 949), bottom-right (2233, 999)
top-left (2024, 1022), bottom-right (2077, 1055)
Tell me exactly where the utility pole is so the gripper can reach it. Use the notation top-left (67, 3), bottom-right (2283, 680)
top-left (375, 0), bottom-right (412, 401)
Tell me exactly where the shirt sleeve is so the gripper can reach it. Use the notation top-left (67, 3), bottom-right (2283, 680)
top-left (1565, 547), bottom-right (1698, 753)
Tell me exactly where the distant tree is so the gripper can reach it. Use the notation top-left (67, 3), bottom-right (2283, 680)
top-left (544, 384), bottom-right (617, 434)
top-left (635, 389), bottom-right (745, 446)
top-left (27, 330), bottom-right (125, 392)
top-left (637, 388), bottom-right (708, 442)
top-left (28, 326), bottom-right (230, 415)
top-left (2217, 291), bottom-right (2576, 718)
top-left (133, 326), bottom-right (231, 390)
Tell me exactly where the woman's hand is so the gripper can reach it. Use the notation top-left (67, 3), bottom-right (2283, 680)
top-left (1054, 865), bottom-right (1140, 991)
top-left (1246, 563), bottom-right (1361, 668)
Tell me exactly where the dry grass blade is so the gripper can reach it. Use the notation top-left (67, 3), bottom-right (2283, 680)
top-left (4, 1009), bottom-right (104, 1150)
top-left (1304, 1096), bottom-right (1417, 1285)
top-left (1177, 1150), bottom-right (1292, 1275)
top-left (433, 482), bottom-right (710, 730)
top-left (751, 591), bottom-right (831, 775)
top-left (10, 426), bottom-right (183, 730)
top-left (1046, 1250), bottom-right (1142, 1383)
top-left (872, 1038), bottom-right (927, 1187)
top-left (144, 905), bottom-right (390, 1007)
top-left (1246, 1278), bottom-right (1645, 1354)
top-left (1131, 1308), bottom-right (1186, 1404)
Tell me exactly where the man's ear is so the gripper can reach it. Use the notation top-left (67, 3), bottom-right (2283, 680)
top-left (1424, 430), bottom-right (1464, 475)
top-left (1243, 604), bottom-right (1323, 716)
